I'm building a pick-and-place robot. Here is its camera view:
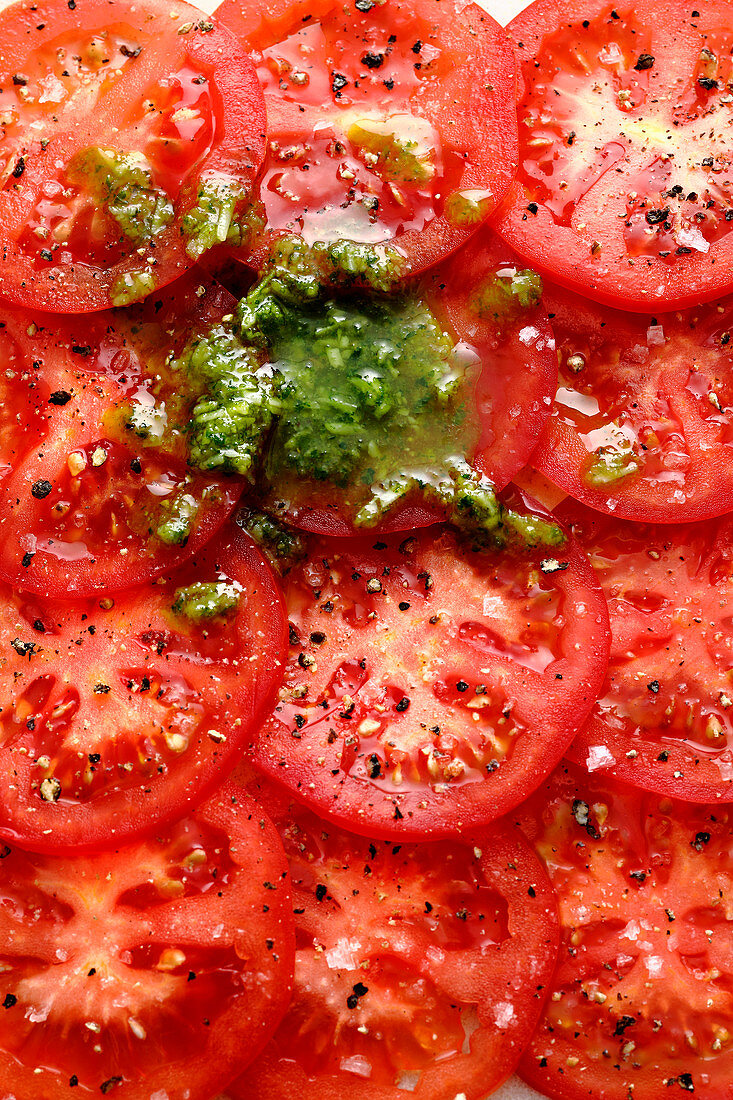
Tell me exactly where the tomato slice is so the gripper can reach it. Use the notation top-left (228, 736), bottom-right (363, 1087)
top-left (254, 494), bottom-right (610, 839)
top-left (0, 278), bottom-right (245, 596)
top-left (0, 0), bottom-right (266, 313)
top-left (519, 760), bottom-right (733, 1100)
top-left (494, 0), bottom-right (733, 311)
top-left (0, 523), bottom-right (287, 852)
top-left (229, 773), bottom-right (558, 1100)
top-left (216, 0), bottom-right (518, 275)
top-left (259, 229), bottom-right (558, 537)
top-left (554, 501), bottom-right (733, 802)
top-left (529, 283), bottom-right (733, 522)
top-left (0, 781), bottom-right (294, 1098)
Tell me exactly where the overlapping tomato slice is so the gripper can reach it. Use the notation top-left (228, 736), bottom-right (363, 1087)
top-left (230, 773), bottom-right (558, 1100)
top-left (0, 524), bottom-right (286, 851)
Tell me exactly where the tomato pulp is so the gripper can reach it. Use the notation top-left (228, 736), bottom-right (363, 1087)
top-left (0, 782), bottom-right (294, 1098)
top-left (495, 0), bottom-right (733, 311)
top-left (231, 774), bottom-right (559, 1100)
top-left (217, 0), bottom-right (518, 274)
top-left (255, 498), bottom-right (610, 839)
top-left (519, 761), bottom-right (733, 1100)
top-left (0, 0), bottom-right (266, 312)
top-left (530, 282), bottom-right (733, 522)
top-left (0, 524), bottom-right (287, 851)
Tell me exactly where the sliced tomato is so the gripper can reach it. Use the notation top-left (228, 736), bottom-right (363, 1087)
top-left (0, 781), bottom-right (294, 1098)
top-left (217, 0), bottom-right (517, 274)
top-left (260, 229), bottom-right (558, 537)
top-left (0, 278), bottom-right (245, 596)
top-left (0, 0), bottom-right (266, 313)
top-left (555, 501), bottom-right (733, 801)
top-left (229, 772), bottom-right (558, 1100)
top-left (518, 760), bottom-right (733, 1100)
top-left (0, 523), bottom-right (287, 852)
top-left (494, 0), bottom-right (733, 311)
top-left (254, 493), bottom-right (610, 839)
top-left (530, 283), bottom-right (733, 522)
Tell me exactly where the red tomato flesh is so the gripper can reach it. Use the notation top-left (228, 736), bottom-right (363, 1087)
top-left (495, 0), bottom-right (733, 311)
top-left (0, 278), bottom-right (245, 596)
top-left (255, 499), bottom-right (610, 839)
top-left (530, 282), bottom-right (733, 522)
top-left (558, 501), bottom-right (733, 802)
top-left (519, 760), bottom-right (733, 1100)
top-left (231, 773), bottom-right (559, 1100)
top-left (0, 782), bottom-right (294, 1098)
top-left (0, 524), bottom-right (287, 852)
top-left (0, 0), bottom-right (266, 312)
top-left (217, 0), bottom-right (518, 274)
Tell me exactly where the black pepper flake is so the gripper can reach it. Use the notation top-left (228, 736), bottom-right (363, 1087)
top-left (88, 753), bottom-right (101, 764)
top-left (411, 40), bottom-right (422, 52)
top-left (31, 479), bottom-right (52, 499)
top-left (394, 696), bottom-right (410, 712)
top-left (366, 754), bottom-right (382, 778)
top-left (658, 750), bottom-right (669, 761)
top-left (100, 1078), bottom-right (123, 1095)
top-left (309, 631), bottom-right (326, 646)
top-left (528, 885), bottom-right (536, 898)
top-left (355, 0), bottom-right (374, 9)
top-left (11, 639), bottom-right (37, 658)
top-left (361, 51), bottom-right (383, 68)
top-left (188, 971), bottom-right (196, 981)
top-left (645, 208), bottom-right (669, 226)
top-left (12, 74), bottom-right (28, 86)
top-left (49, 390), bottom-right (72, 405)
top-left (315, 883), bottom-right (328, 901)
top-left (69, 1076), bottom-right (78, 1086)
top-left (119, 43), bottom-right (142, 57)
top-left (331, 72), bottom-right (348, 94)
top-left (2, 994), bottom-right (16, 1008)
top-left (21, 551), bottom-right (34, 568)
top-left (40, 248), bottom-right (53, 262)
top-left (613, 1015), bottom-right (635, 1035)
top-left (346, 982), bottom-right (369, 1008)
top-left (527, 202), bottom-right (539, 214)
top-left (572, 799), bottom-right (601, 839)
top-left (398, 601), bottom-right (410, 611)
top-left (692, 831), bottom-right (711, 850)
top-left (456, 680), bottom-right (469, 692)
top-left (393, 804), bottom-right (404, 820)
top-left (634, 53), bottom-right (655, 70)
top-left (288, 622), bottom-right (300, 646)
top-left (698, 76), bottom-right (718, 89)
top-left (647, 680), bottom-right (660, 693)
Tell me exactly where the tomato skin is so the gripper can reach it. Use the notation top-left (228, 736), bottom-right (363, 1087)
top-left (518, 760), bottom-right (733, 1100)
top-left (0, 523), bottom-right (288, 853)
top-left (254, 230), bottom-right (558, 538)
top-left (531, 283), bottom-right (733, 523)
top-left (230, 773), bottom-right (559, 1100)
top-left (0, 0), bottom-right (266, 313)
top-left (557, 501), bottom-right (733, 802)
top-left (255, 492), bottom-right (610, 840)
top-left (0, 781), bottom-right (294, 1098)
top-left (494, 0), bottom-right (733, 311)
top-left (0, 278), bottom-right (246, 596)
top-left (216, 0), bottom-right (518, 276)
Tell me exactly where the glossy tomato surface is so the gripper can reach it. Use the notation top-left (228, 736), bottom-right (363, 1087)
top-left (0, 0), bottom-right (266, 312)
top-left (531, 283), bottom-right (733, 522)
top-left (231, 773), bottom-right (559, 1100)
top-left (0, 782), bottom-right (294, 1098)
top-left (255, 498), bottom-right (610, 839)
top-left (558, 501), bottom-right (733, 801)
top-left (262, 230), bottom-right (558, 537)
top-left (0, 524), bottom-right (287, 852)
top-left (519, 761), bottom-right (733, 1100)
top-left (0, 278), bottom-right (244, 596)
top-left (494, 0), bottom-right (733, 311)
top-left (217, 0), bottom-right (518, 274)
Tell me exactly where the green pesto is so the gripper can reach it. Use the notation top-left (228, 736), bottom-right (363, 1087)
top-left (444, 189), bottom-right (495, 228)
top-left (69, 147), bottom-right (174, 244)
top-left (347, 115), bottom-right (436, 184)
top-left (181, 175), bottom-right (264, 260)
top-left (169, 325), bottom-right (276, 479)
top-left (171, 581), bottom-right (240, 623)
top-left (584, 443), bottom-right (641, 488)
top-left (156, 490), bottom-right (200, 546)
top-left (469, 269), bottom-right (544, 324)
top-left (110, 269), bottom-right (156, 307)
top-left (236, 508), bottom-right (307, 573)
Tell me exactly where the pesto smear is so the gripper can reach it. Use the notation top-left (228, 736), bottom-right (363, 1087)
top-left (123, 237), bottom-right (561, 549)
